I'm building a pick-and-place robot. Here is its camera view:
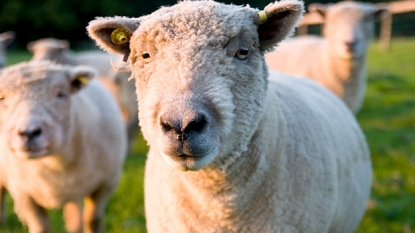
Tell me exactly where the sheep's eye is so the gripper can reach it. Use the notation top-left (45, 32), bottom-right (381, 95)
top-left (142, 52), bottom-right (151, 59)
top-left (56, 90), bottom-right (67, 100)
top-left (235, 47), bottom-right (249, 60)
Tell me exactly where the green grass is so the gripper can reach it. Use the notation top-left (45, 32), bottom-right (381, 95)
top-left (356, 38), bottom-right (415, 233)
top-left (2, 37), bottom-right (415, 232)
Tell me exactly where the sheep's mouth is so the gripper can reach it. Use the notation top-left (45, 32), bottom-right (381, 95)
top-left (162, 147), bottom-right (219, 171)
top-left (11, 147), bottom-right (51, 159)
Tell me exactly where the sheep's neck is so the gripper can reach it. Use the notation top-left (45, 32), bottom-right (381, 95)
top-left (324, 46), bottom-right (368, 111)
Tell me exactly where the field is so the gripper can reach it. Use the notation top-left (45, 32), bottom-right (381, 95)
top-left (1, 37), bottom-right (415, 232)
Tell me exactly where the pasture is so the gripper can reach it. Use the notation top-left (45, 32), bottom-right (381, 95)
top-left (1, 37), bottom-right (414, 232)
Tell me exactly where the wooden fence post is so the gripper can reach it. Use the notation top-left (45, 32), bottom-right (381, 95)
top-left (379, 11), bottom-right (392, 51)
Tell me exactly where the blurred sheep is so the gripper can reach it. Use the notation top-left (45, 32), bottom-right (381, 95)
top-left (265, 1), bottom-right (389, 113)
top-left (28, 38), bottom-right (138, 153)
top-left (0, 61), bottom-right (127, 233)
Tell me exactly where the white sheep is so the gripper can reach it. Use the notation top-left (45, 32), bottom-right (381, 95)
top-left (27, 38), bottom-right (138, 153)
top-left (0, 61), bottom-right (127, 233)
top-left (0, 31), bottom-right (15, 68)
top-left (265, 1), bottom-right (389, 113)
top-left (88, 0), bottom-right (372, 232)
top-left (27, 38), bottom-right (120, 76)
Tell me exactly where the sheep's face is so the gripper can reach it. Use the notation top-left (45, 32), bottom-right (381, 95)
top-left (0, 62), bottom-right (93, 159)
top-left (314, 2), bottom-right (388, 59)
top-left (88, 0), bottom-right (303, 171)
top-left (27, 39), bottom-right (70, 63)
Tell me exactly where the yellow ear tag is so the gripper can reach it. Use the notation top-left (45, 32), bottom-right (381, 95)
top-left (111, 28), bottom-right (130, 45)
top-left (77, 76), bottom-right (90, 85)
top-left (258, 11), bottom-right (268, 23)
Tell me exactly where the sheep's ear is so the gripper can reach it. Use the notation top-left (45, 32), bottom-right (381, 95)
top-left (308, 3), bottom-right (328, 17)
top-left (0, 31), bottom-right (15, 47)
top-left (87, 17), bottom-right (141, 62)
top-left (67, 66), bottom-right (96, 93)
top-left (256, 1), bottom-right (304, 52)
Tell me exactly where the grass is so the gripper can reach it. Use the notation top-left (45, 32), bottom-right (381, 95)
top-left (2, 37), bottom-right (415, 232)
top-left (356, 38), bottom-right (415, 233)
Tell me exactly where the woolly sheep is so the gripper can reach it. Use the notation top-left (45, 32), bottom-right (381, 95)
top-left (88, 0), bottom-right (372, 232)
top-left (0, 31), bottom-right (15, 69)
top-left (0, 61), bottom-right (127, 233)
top-left (265, 1), bottom-right (389, 113)
top-left (28, 38), bottom-right (138, 152)
top-left (27, 38), bottom-right (120, 76)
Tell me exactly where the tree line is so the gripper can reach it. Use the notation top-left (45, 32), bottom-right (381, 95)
top-left (0, 0), bottom-right (390, 49)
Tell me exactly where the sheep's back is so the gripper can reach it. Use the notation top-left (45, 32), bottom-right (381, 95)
top-left (266, 36), bottom-right (326, 80)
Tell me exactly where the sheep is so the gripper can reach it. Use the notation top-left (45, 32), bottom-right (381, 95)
top-left (87, 0), bottom-right (372, 232)
top-left (265, 1), bottom-right (389, 113)
top-left (27, 38), bottom-right (120, 76)
top-left (27, 38), bottom-right (138, 153)
top-left (0, 61), bottom-right (127, 233)
top-left (0, 31), bottom-right (15, 68)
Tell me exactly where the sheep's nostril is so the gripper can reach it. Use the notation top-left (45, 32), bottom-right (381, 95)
top-left (161, 121), bottom-right (174, 133)
top-left (160, 111), bottom-right (208, 142)
top-left (345, 41), bottom-right (357, 51)
top-left (19, 127), bottom-right (42, 140)
top-left (184, 114), bottom-right (207, 133)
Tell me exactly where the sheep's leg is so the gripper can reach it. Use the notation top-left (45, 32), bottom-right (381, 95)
top-left (0, 187), bottom-right (6, 225)
top-left (63, 201), bottom-right (83, 233)
top-left (83, 185), bottom-right (113, 233)
top-left (14, 197), bottom-right (49, 233)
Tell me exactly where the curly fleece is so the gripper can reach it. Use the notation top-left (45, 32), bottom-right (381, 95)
top-left (88, 1), bottom-right (372, 232)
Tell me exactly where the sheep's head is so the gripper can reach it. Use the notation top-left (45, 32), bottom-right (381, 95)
top-left (309, 1), bottom-right (389, 59)
top-left (27, 38), bottom-right (70, 62)
top-left (0, 61), bottom-right (95, 159)
top-left (0, 31), bottom-right (15, 68)
top-left (88, 0), bottom-right (303, 171)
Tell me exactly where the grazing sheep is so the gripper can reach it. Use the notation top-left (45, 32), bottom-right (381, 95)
top-left (0, 61), bottom-right (127, 233)
top-left (28, 38), bottom-right (138, 153)
top-left (0, 31), bottom-right (15, 68)
top-left (265, 1), bottom-right (389, 113)
top-left (88, 0), bottom-right (372, 232)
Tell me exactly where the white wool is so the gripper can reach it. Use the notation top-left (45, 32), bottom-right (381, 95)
top-left (266, 1), bottom-right (389, 113)
top-left (87, 1), bottom-right (372, 232)
top-left (0, 61), bottom-right (127, 232)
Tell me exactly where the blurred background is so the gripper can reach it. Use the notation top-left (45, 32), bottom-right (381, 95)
top-left (1, 0), bottom-right (415, 49)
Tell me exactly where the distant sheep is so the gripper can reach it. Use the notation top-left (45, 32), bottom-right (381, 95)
top-left (27, 38), bottom-right (119, 76)
top-left (28, 38), bottom-right (138, 153)
top-left (0, 61), bottom-right (127, 233)
top-left (88, 0), bottom-right (372, 232)
top-left (265, 1), bottom-right (389, 113)
top-left (0, 31), bottom-right (15, 68)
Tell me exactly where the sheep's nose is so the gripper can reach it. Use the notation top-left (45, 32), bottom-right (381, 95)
top-left (160, 112), bottom-right (207, 142)
top-left (18, 126), bottom-right (42, 141)
top-left (345, 40), bottom-right (357, 52)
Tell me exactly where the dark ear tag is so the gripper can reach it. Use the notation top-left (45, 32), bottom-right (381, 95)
top-left (72, 76), bottom-right (90, 91)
